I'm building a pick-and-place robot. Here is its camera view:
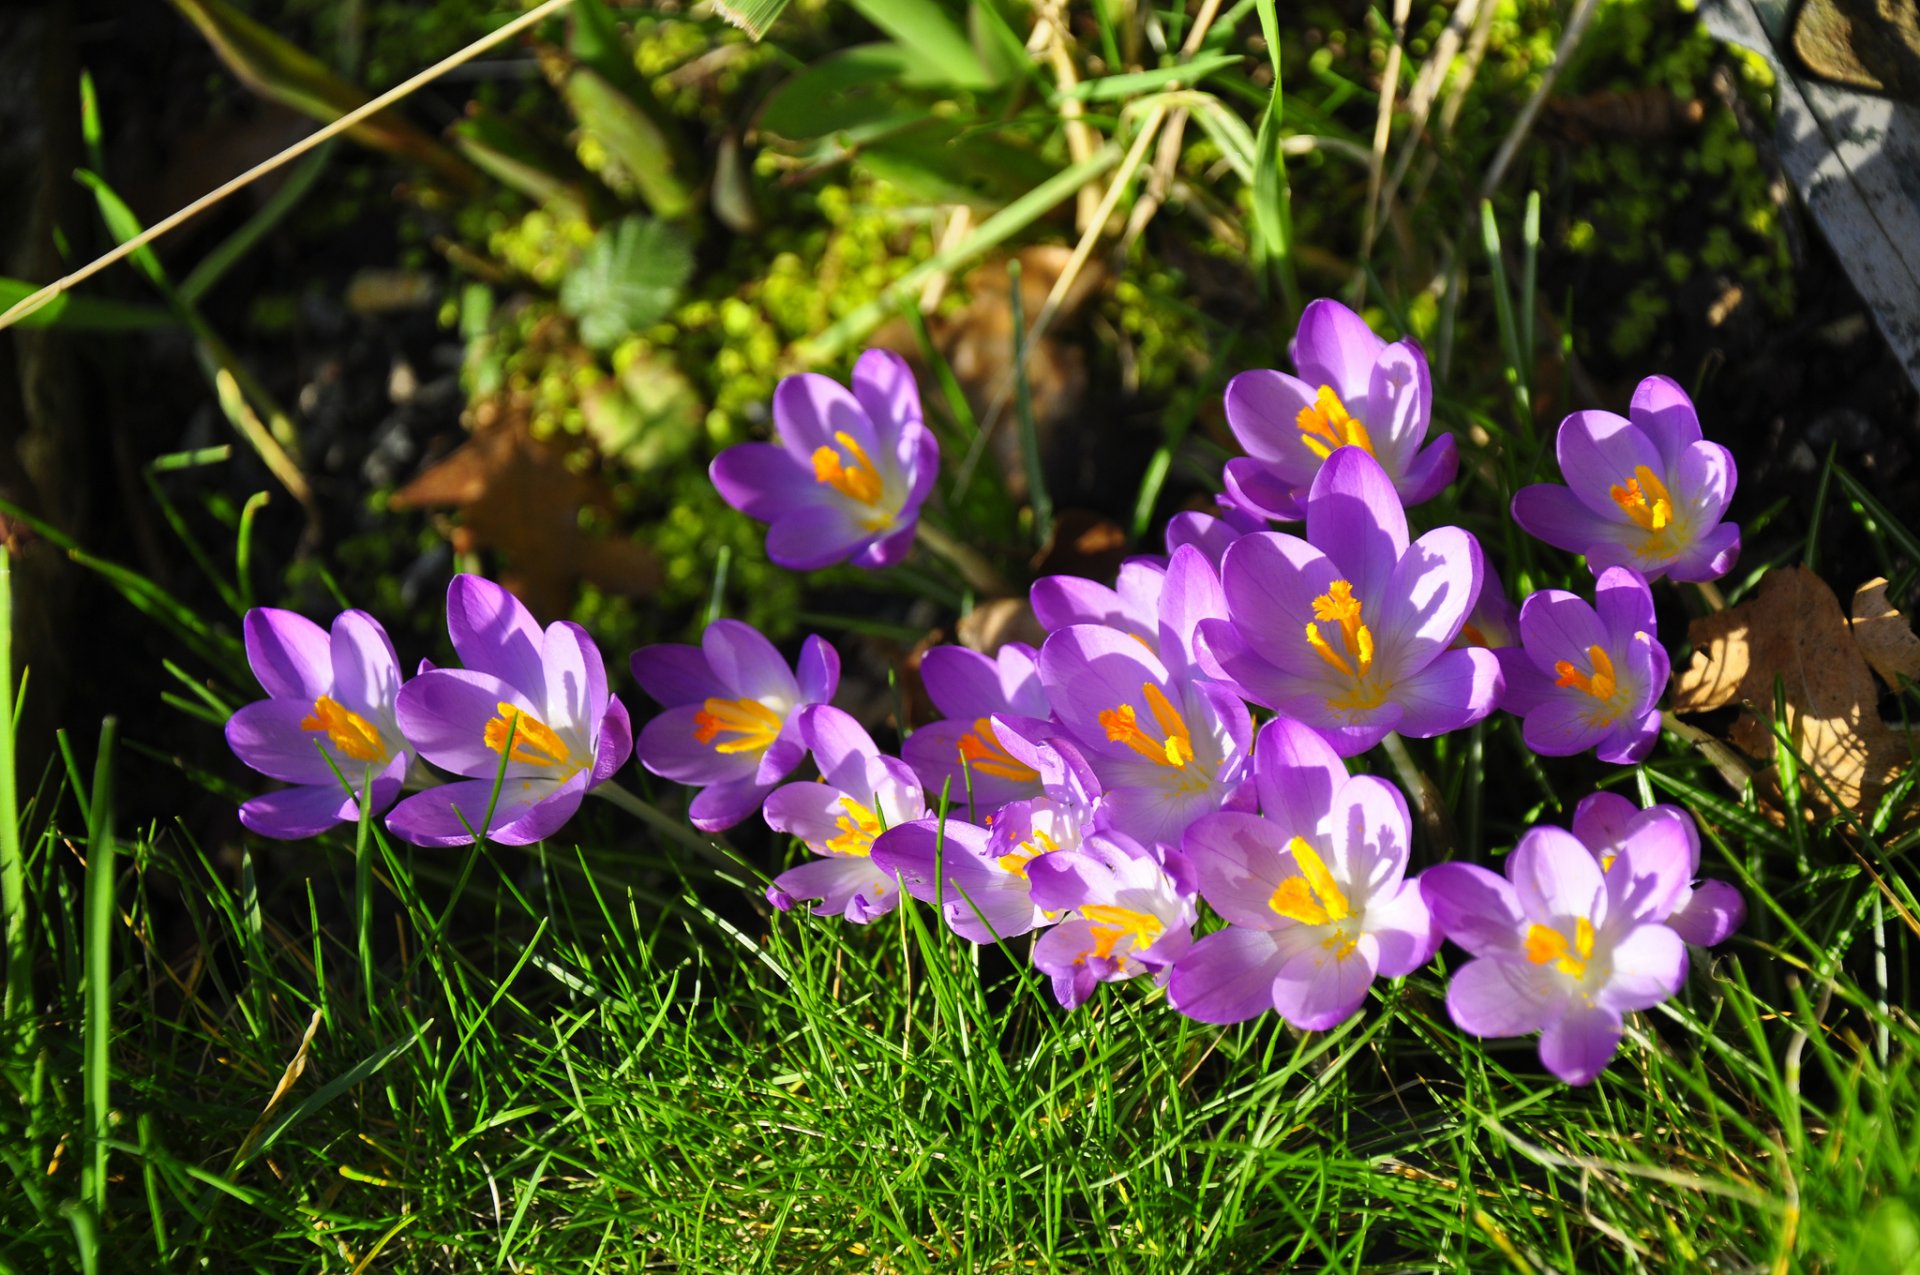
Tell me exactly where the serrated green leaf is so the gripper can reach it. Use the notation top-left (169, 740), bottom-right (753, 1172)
top-left (559, 217), bottom-right (694, 351)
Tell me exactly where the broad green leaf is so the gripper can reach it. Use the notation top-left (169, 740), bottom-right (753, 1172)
top-left (563, 66), bottom-right (696, 219)
top-left (559, 216), bottom-right (694, 351)
top-left (859, 124), bottom-right (1057, 208)
top-left (0, 279), bottom-right (176, 332)
top-left (845, 0), bottom-right (993, 88)
top-left (758, 44), bottom-right (953, 139)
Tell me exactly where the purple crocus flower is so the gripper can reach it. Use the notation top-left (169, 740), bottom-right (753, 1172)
top-left (1163, 501), bottom-right (1265, 569)
top-left (762, 706), bottom-right (918, 924)
top-left (386, 577), bottom-right (632, 846)
top-left (870, 814), bottom-right (1052, 944)
top-left (226, 608), bottom-right (412, 839)
top-left (1168, 718), bottom-right (1438, 1027)
top-left (1222, 299), bottom-right (1457, 521)
top-left (900, 643), bottom-right (1049, 817)
top-left (1456, 567), bottom-right (1520, 651)
top-left (709, 349), bottom-right (939, 570)
top-left (1424, 822), bottom-right (1692, 1085)
top-left (631, 620), bottom-right (840, 831)
top-left (1030, 557), bottom-right (1166, 650)
top-left (1198, 447), bottom-right (1503, 756)
top-left (1498, 567), bottom-right (1669, 764)
top-left (1570, 792), bottom-right (1744, 947)
top-left (1028, 835), bottom-right (1195, 1009)
top-left (1512, 375), bottom-right (1739, 582)
top-left (1039, 624), bottom-right (1252, 851)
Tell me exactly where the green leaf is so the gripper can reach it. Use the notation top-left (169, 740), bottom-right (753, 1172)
top-left (559, 216), bottom-right (694, 351)
top-left (757, 44), bottom-right (951, 139)
top-left (710, 0), bottom-right (793, 40)
top-left (0, 279), bottom-right (176, 332)
top-left (1055, 52), bottom-right (1243, 102)
top-left (844, 0), bottom-right (993, 88)
top-left (562, 66), bottom-right (695, 218)
top-left (859, 123), bottom-right (1056, 208)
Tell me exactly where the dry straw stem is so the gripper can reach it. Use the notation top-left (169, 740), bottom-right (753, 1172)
top-left (1478, 0), bottom-right (1600, 200)
top-left (0, 0), bottom-right (580, 333)
top-left (1359, 0), bottom-right (1413, 265)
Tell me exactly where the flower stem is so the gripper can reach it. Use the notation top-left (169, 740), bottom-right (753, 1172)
top-left (1380, 731), bottom-right (1455, 859)
top-left (592, 781), bottom-right (740, 872)
top-left (1693, 579), bottom-right (1726, 612)
top-left (915, 521), bottom-right (1012, 598)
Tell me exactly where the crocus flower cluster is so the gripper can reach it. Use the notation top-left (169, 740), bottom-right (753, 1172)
top-left (229, 299), bottom-right (1747, 1088)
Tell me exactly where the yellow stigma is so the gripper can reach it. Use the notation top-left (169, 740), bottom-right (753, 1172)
top-left (957, 719), bottom-right (1041, 783)
top-left (300, 696), bottom-right (387, 763)
top-left (1525, 917), bottom-right (1597, 978)
top-left (692, 696), bottom-right (783, 755)
top-left (1553, 645), bottom-right (1618, 702)
top-left (1304, 580), bottom-right (1388, 711)
top-left (812, 430), bottom-right (887, 508)
top-left (1267, 837), bottom-right (1353, 926)
top-left (997, 827), bottom-right (1059, 877)
top-left (1079, 904), bottom-right (1165, 962)
top-left (1296, 385), bottom-right (1375, 460)
top-left (483, 704), bottom-right (574, 770)
top-left (823, 796), bottom-right (883, 857)
top-left (1609, 465), bottom-right (1674, 534)
top-left (1098, 683), bottom-right (1196, 768)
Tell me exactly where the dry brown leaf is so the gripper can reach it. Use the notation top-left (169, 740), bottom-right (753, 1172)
top-left (392, 408), bottom-right (658, 620)
top-left (1670, 564), bottom-right (1906, 813)
top-left (1852, 577), bottom-right (1920, 687)
top-left (956, 597), bottom-right (1046, 655)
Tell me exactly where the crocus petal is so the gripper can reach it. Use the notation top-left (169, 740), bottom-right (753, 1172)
top-left (1518, 589), bottom-right (1608, 670)
top-left (396, 669), bottom-right (540, 779)
top-left (1222, 457), bottom-right (1308, 522)
top-left (1272, 939), bottom-right (1378, 1031)
top-left (1521, 696), bottom-right (1613, 758)
top-left (240, 781), bottom-right (390, 840)
top-left (637, 704), bottom-right (758, 787)
top-left (702, 619), bottom-right (802, 705)
top-left (1251, 716), bottom-right (1347, 840)
top-left (1397, 434), bottom-right (1459, 506)
top-left (1630, 374), bottom-right (1702, 470)
top-left (1165, 511), bottom-right (1253, 568)
top-left (920, 646), bottom-right (1010, 718)
top-left (1157, 545), bottom-right (1227, 674)
top-left (762, 779), bottom-right (856, 848)
top-left (1366, 339), bottom-right (1431, 468)
top-left (384, 773), bottom-right (578, 847)
top-left (1367, 879), bottom-right (1442, 977)
top-left (1509, 826), bottom-right (1609, 926)
top-left (768, 855), bottom-right (899, 924)
top-left (1593, 566), bottom-right (1656, 639)
top-left (1168, 927), bottom-right (1295, 1023)
top-left (446, 575), bottom-right (547, 698)
top-left (629, 644), bottom-right (725, 708)
top-left (1667, 879), bottom-right (1744, 947)
top-left (1595, 706), bottom-right (1662, 768)
top-left (766, 503), bottom-right (878, 572)
top-left (541, 621), bottom-right (607, 733)
top-left (1538, 1003), bottom-right (1625, 1086)
top-left (795, 635), bottom-right (841, 706)
top-left (1293, 298), bottom-right (1384, 401)
top-left (1422, 863), bottom-right (1525, 959)
top-left (328, 610), bottom-right (402, 715)
top-left (850, 347), bottom-right (922, 437)
top-left (1512, 483), bottom-right (1609, 558)
top-left (1305, 448), bottom-right (1408, 597)
top-left (590, 696), bottom-right (632, 788)
top-left (1223, 368), bottom-right (1320, 465)
top-left (1370, 526), bottom-right (1481, 667)
top-left (1182, 812), bottom-right (1293, 928)
top-left (853, 521), bottom-right (915, 570)
top-left (1556, 410), bottom-right (1666, 520)
top-left (1570, 791), bottom-right (1641, 854)
top-left (1446, 956), bottom-right (1560, 1037)
top-left (1325, 774), bottom-right (1412, 900)
top-left (796, 705), bottom-right (881, 795)
top-left (1597, 922), bottom-right (1687, 1012)
top-left (1670, 516), bottom-right (1740, 583)
top-left (244, 608), bottom-right (332, 701)
top-left (772, 372), bottom-right (876, 468)
top-left (688, 776), bottom-right (773, 832)
top-left (710, 442), bottom-right (809, 521)
top-left (1217, 532), bottom-right (1343, 673)
top-left (1390, 647), bottom-right (1502, 738)
top-left (227, 699), bottom-right (349, 785)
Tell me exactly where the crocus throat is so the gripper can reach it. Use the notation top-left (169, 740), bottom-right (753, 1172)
top-left (1296, 385), bottom-right (1375, 461)
top-left (1525, 917), bottom-right (1596, 979)
top-left (301, 696), bottom-right (387, 763)
top-left (1099, 684), bottom-right (1196, 768)
top-left (824, 796), bottom-right (883, 857)
top-left (811, 431), bottom-right (893, 529)
top-left (997, 827), bottom-right (1058, 877)
top-left (956, 719), bottom-right (1040, 783)
top-left (1554, 645), bottom-right (1618, 701)
top-left (693, 697), bottom-right (783, 756)
top-left (1609, 465), bottom-right (1674, 533)
top-left (484, 704), bottom-right (576, 772)
top-left (1268, 837), bottom-right (1354, 926)
top-left (1305, 580), bottom-right (1389, 711)
top-left (1078, 904), bottom-right (1165, 963)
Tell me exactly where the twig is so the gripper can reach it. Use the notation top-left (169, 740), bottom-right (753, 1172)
top-left (0, 0), bottom-right (580, 332)
top-left (1359, 0), bottom-right (1413, 268)
top-left (1477, 0), bottom-right (1599, 201)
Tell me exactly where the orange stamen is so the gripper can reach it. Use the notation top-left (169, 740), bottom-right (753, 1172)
top-left (300, 696), bottom-right (387, 763)
top-left (483, 704), bottom-right (574, 770)
top-left (692, 697), bottom-right (783, 755)
top-left (956, 719), bottom-right (1040, 783)
top-left (1296, 385), bottom-right (1376, 460)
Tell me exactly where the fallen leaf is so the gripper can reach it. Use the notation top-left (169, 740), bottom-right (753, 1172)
top-left (1852, 577), bottom-right (1920, 687)
top-left (1670, 564), bottom-right (1907, 814)
top-left (955, 597), bottom-right (1046, 655)
top-left (391, 406), bottom-right (658, 620)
